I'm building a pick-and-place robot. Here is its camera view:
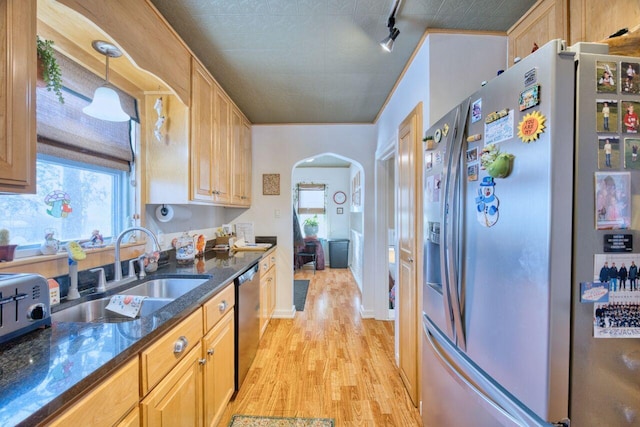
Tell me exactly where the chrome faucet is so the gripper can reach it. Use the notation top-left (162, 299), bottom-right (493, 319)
top-left (113, 226), bottom-right (161, 283)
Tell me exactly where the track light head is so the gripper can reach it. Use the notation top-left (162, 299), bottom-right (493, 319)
top-left (380, 27), bottom-right (400, 52)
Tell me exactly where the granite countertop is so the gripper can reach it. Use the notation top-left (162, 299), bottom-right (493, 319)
top-left (0, 246), bottom-right (274, 426)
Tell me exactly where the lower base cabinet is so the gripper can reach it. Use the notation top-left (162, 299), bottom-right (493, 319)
top-left (203, 310), bottom-right (235, 427)
top-left (141, 342), bottom-right (204, 427)
top-left (117, 407), bottom-right (140, 427)
top-left (46, 357), bottom-right (139, 426)
top-left (45, 283), bottom-right (236, 427)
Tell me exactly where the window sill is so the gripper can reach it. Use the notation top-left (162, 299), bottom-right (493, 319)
top-left (0, 242), bottom-right (147, 278)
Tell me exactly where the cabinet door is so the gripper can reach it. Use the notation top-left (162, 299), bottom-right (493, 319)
top-left (268, 264), bottom-right (276, 319)
top-left (140, 308), bottom-right (203, 394)
top-left (0, 0), bottom-right (36, 193)
top-left (191, 59), bottom-right (215, 202)
top-left (213, 87), bottom-right (231, 204)
top-left (240, 119), bottom-right (252, 205)
top-left (230, 108), bottom-right (244, 205)
top-left (259, 271), bottom-right (270, 338)
top-left (47, 358), bottom-right (139, 426)
top-left (116, 406), bottom-right (140, 427)
top-left (202, 310), bottom-right (235, 427)
top-left (141, 342), bottom-right (204, 427)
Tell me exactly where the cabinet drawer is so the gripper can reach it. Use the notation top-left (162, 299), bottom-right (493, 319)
top-left (261, 249), bottom-right (277, 273)
top-left (204, 283), bottom-right (235, 332)
top-left (140, 308), bottom-right (203, 394)
top-left (48, 357), bottom-right (139, 426)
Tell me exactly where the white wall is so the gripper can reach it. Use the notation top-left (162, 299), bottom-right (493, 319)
top-left (372, 31), bottom-right (508, 344)
top-left (233, 124), bottom-right (377, 318)
top-left (292, 167), bottom-right (351, 240)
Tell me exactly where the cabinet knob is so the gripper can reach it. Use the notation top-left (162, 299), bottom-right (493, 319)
top-left (207, 348), bottom-right (214, 356)
top-left (218, 300), bottom-right (227, 312)
top-left (198, 358), bottom-right (207, 365)
top-left (173, 336), bottom-right (189, 354)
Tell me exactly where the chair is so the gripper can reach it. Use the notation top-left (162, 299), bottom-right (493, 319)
top-left (297, 241), bottom-right (317, 274)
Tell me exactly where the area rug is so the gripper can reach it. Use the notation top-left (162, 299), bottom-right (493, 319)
top-left (293, 280), bottom-right (310, 311)
top-left (229, 415), bottom-right (334, 427)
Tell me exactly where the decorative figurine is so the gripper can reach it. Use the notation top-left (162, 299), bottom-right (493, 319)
top-left (40, 229), bottom-right (60, 255)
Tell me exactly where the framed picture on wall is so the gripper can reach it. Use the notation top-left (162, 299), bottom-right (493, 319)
top-left (337, 207), bottom-right (344, 214)
top-left (262, 174), bottom-right (280, 195)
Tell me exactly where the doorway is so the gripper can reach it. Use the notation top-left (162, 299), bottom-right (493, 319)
top-left (292, 154), bottom-right (363, 287)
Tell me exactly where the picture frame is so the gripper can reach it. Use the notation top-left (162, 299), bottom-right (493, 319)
top-left (337, 207), bottom-right (343, 214)
top-left (262, 174), bottom-right (280, 195)
top-left (595, 172), bottom-right (631, 230)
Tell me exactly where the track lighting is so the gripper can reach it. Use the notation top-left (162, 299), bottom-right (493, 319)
top-left (380, 27), bottom-right (400, 52)
top-left (83, 40), bottom-right (130, 122)
top-left (380, 0), bottom-right (402, 52)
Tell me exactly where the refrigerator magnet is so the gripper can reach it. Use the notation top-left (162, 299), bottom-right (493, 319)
top-left (517, 111), bottom-right (546, 143)
top-left (434, 128), bottom-right (442, 143)
top-left (471, 99), bottom-right (482, 123)
top-left (475, 176), bottom-right (499, 227)
top-left (442, 123), bottom-right (450, 136)
top-left (518, 84), bottom-right (540, 111)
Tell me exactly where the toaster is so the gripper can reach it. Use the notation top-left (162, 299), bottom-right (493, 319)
top-left (0, 273), bottom-right (51, 344)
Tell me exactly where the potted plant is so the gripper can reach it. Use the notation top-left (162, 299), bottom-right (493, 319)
top-left (303, 215), bottom-right (319, 237)
top-left (0, 229), bottom-right (17, 262)
top-left (37, 36), bottom-right (64, 103)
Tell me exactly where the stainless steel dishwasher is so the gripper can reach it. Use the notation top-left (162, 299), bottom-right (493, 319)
top-left (234, 262), bottom-right (260, 390)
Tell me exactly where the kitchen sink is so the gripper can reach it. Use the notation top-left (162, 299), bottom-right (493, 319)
top-left (121, 277), bottom-right (209, 299)
top-left (52, 297), bottom-right (173, 324)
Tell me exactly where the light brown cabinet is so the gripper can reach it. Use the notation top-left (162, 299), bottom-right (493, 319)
top-left (231, 112), bottom-right (252, 206)
top-left (259, 250), bottom-right (277, 338)
top-left (140, 308), bottom-right (204, 395)
top-left (141, 341), bottom-right (204, 427)
top-left (0, 0), bottom-right (37, 194)
top-left (202, 310), bottom-right (235, 427)
top-left (46, 357), bottom-right (139, 426)
top-left (190, 58), bottom-right (249, 207)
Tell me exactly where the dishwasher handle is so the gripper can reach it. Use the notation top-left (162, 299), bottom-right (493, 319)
top-left (236, 263), bottom-right (259, 285)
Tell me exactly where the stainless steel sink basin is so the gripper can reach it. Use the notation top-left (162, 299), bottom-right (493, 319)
top-left (52, 297), bottom-right (173, 323)
top-left (120, 277), bottom-right (209, 299)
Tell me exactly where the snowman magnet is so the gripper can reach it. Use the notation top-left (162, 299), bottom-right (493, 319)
top-left (475, 176), bottom-right (499, 227)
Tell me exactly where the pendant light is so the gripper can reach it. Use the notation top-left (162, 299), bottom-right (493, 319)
top-left (83, 40), bottom-right (130, 122)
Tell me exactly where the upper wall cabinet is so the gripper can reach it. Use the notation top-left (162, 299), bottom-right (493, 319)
top-left (231, 113), bottom-right (252, 207)
top-left (0, 0), bottom-right (37, 194)
top-left (190, 58), bottom-right (250, 207)
top-left (507, 0), bottom-right (567, 66)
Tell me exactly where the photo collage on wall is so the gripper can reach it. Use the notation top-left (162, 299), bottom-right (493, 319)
top-left (595, 60), bottom-right (640, 231)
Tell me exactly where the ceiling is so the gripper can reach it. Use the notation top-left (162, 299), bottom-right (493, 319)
top-left (148, 0), bottom-right (536, 124)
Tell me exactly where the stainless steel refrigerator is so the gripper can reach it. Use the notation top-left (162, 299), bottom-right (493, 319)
top-left (421, 39), bottom-right (640, 426)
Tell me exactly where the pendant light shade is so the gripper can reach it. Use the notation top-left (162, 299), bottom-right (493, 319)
top-left (83, 86), bottom-right (130, 121)
top-left (82, 41), bottom-right (130, 122)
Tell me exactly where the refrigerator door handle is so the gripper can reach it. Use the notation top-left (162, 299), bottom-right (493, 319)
top-left (423, 315), bottom-right (553, 427)
top-left (441, 99), bottom-right (470, 350)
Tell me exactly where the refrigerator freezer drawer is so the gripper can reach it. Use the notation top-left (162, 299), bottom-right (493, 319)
top-left (422, 315), bottom-right (553, 427)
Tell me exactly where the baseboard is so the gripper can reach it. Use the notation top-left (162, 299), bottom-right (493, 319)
top-left (359, 305), bottom-right (375, 318)
top-left (273, 305), bottom-right (296, 319)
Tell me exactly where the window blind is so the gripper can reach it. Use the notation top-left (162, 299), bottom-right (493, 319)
top-left (298, 183), bottom-right (326, 214)
top-left (36, 50), bottom-right (138, 171)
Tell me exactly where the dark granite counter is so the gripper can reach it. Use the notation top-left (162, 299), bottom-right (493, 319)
top-left (0, 247), bottom-right (273, 426)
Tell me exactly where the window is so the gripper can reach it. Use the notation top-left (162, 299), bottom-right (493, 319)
top-left (297, 183), bottom-right (327, 239)
top-left (0, 49), bottom-right (138, 256)
top-left (0, 155), bottom-right (130, 251)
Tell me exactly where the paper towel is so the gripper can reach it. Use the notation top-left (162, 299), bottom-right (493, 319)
top-left (155, 204), bottom-right (192, 222)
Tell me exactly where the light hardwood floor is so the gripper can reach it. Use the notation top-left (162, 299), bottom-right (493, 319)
top-left (218, 267), bottom-right (422, 426)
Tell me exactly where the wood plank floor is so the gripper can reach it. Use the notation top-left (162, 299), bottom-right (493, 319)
top-left (217, 267), bottom-right (422, 426)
